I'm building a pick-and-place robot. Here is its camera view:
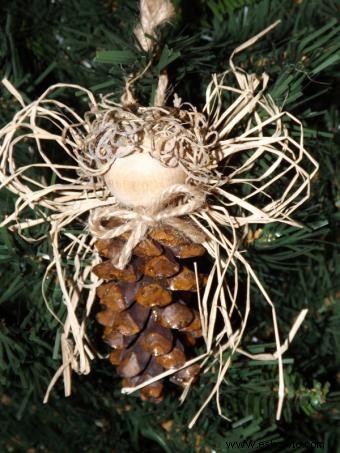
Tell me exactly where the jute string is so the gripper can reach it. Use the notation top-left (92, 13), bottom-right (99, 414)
top-left (134, 0), bottom-right (175, 52)
top-left (89, 184), bottom-right (206, 269)
top-left (125, 0), bottom-right (174, 107)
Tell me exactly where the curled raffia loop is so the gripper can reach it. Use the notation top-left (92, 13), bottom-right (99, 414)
top-left (89, 183), bottom-right (206, 269)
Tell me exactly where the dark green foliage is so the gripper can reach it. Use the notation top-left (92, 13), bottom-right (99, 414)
top-left (0, 0), bottom-right (339, 451)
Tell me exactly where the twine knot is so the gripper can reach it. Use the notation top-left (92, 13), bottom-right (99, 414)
top-left (89, 184), bottom-right (206, 269)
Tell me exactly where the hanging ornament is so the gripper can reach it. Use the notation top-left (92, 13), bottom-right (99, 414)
top-left (0, 0), bottom-right (318, 427)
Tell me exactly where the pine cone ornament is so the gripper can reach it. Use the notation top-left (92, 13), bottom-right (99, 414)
top-left (93, 222), bottom-right (205, 401)
top-left (0, 8), bottom-right (318, 422)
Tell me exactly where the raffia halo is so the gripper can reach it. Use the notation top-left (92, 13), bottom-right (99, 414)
top-left (0, 23), bottom-right (318, 427)
top-left (83, 102), bottom-right (220, 181)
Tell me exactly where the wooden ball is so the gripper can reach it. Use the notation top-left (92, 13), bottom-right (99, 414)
top-left (104, 152), bottom-right (186, 207)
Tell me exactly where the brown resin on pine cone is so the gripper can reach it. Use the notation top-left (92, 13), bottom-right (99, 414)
top-left (170, 363), bottom-right (201, 386)
top-left (135, 282), bottom-right (172, 307)
top-left (96, 283), bottom-right (126, 312)
top-left (139, 320), bottom-right (173, 356)
top-left (167, 266), bottom-right (198, 291)
top-left (94, 224), bottom-right (206, 401)
top-left (92, 261), bottom-right (140, 282)
top-left (103, 328), bottom-right (125, 349)
top-left (181, 310), bottom-right (202, 337)
top-left (171, 243), bottom-right (206, 259)
top-left (152, 302), bottom-right (194, 329)
top-left (155, 341), bottom-right (186, 369)
top-left (149, 227), bottom-right (186, 248)
top-left (133, 238), bottom-right (163, 257)
top-left (144, 253), bottom-right (180, 278)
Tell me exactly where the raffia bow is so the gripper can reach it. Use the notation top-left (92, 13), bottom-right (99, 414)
top-left (89, 183), bottom-right (206, 269)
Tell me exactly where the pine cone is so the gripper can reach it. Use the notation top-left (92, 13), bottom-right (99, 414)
top-left (92, 224), bottom-right (206, 402)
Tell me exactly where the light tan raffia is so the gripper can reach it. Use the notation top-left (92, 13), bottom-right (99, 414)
top-left (0, 20), bottom-right (318, 426)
